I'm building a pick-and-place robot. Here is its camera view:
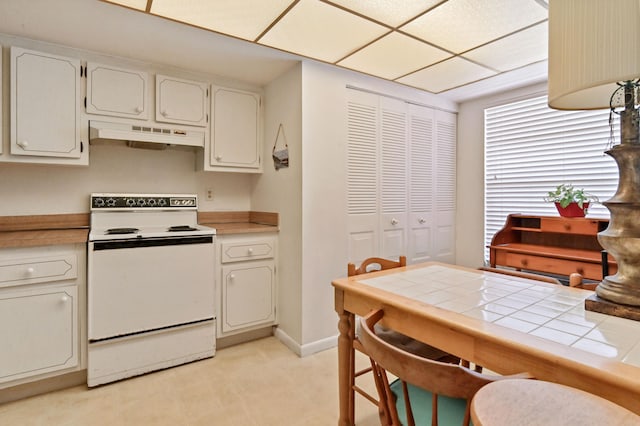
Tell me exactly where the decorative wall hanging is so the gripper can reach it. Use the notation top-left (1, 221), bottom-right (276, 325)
top-left (272, 123), bottom-right (289, 171)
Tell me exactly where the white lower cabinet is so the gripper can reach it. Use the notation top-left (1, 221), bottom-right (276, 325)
top-left (217, 234), bottom-right (277, 336)
top-left (0, 245), bottom-right (84, 387)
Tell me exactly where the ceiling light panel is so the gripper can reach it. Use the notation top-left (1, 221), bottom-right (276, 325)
top-left (258, 0), bottom-right (388, 63)
top-left (102, 0), bottom-right (147, 10)
top-left (338, 32), bottom-right (451, 80)
top-left (150, 0), bottom-right (293, 41)
top-left (400, 0), bottom-right (548, 54)
top-left (397, 57), bottom-right (496, 93)
top-left (464, 22), bottom-right (548, 72)
top-left (328, 0), bottom-right (443, 27)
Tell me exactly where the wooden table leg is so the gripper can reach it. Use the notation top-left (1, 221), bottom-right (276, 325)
top-left (336, 289), bottom-right (355, 426)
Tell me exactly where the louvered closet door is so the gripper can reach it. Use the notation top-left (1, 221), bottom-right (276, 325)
top-left (434, 110), bottom-right (457, 263)
top-left (347, 90), bottom-right (379, 264)
top-left (379, 97), bottom-right (408, 260)
top-left (408, 104), bottom-right (435, 263)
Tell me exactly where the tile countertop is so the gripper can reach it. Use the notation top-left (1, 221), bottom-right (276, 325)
top-left (0, 211), bottom-right (278, 248)
top-left (359, 264), bottom-right (640, 368)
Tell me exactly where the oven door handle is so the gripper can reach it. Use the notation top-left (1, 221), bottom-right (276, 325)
top-left (92, 235), bottom-right (213, 250)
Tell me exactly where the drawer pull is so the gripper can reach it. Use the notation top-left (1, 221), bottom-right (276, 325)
top-left (391, 218), bottom-right (399, 225)
top-left (26, 267), bottom-right (35, 275)
top-left (520, 259), bottom-right (528, 267)
top-left (248, 248), bottom-right (254, 255)
top-left (418, 218), bottom-right (426, 224)
top-left (564, 224), bottom-right (571, 231)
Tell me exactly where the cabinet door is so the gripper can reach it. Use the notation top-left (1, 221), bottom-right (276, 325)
top-left (433, 110), bottom-right (457, 263)
top-left (347, 90), bottom-right (379, 265)
top-left (10, 47), bottom-right (82, 158)
top-left (0, 285), bottom-right (78, 383)
top-left (379, 97), bottom-right (408, 260)
top-left (210, 86), bottom-right (261, 170)
top-left (86, 62), bottom-right (148, 119)
top-left (156, 74), bottom-right (208, 127)
top-left (408, 104), bottom-right (435, 263)
top-left (221, 261), bottom-right (275, 333)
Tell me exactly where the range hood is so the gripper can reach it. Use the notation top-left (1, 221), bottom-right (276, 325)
top-left (89, 120), bottom-right (205, 149)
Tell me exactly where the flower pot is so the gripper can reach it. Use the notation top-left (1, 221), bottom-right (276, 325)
top-left (555, 202), bottom-right (589, 218)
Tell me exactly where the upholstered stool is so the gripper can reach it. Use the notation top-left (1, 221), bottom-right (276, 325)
top-left (471, 379), bottom-right (640, 425)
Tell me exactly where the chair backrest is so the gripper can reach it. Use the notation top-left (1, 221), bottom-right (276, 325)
top-left (348, 256), bottom-right (407, 277)
top-left (359, 309), bottom-right (529, 426)
top-left (478, 266), bottom-right (562, 285)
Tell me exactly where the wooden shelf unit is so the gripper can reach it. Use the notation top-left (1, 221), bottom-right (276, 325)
top-left (489, 214), bottom-right (616, 281)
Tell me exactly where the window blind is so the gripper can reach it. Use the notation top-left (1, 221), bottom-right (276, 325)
top-left (484, 95), bottom-right (619, 261)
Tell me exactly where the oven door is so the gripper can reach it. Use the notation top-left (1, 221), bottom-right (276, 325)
top-left (88, 235), bottom-right (215, 341)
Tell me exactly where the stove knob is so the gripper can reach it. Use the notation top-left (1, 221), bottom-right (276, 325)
top-left (137, 199), bottom-right (146, 207)
top-left (126, 198), bottom-right (136, 207)
top-left (106, 198), bottom-right (116, 207)
top-left (158, 199), bottom-right (167, 207)
top-left (147, 198), bottom-right (157, 206)
top-left (94, 198), bottom-right (105, 207)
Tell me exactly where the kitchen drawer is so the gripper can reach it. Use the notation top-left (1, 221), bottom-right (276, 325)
top-left (221, 238), bottom-right (275, 263)
top-left (540, 218), bottom-right (599, 235)
top-left (503, 252), bottom-right (603, 280)
top-left (0, 254), bottom-right (77, 289)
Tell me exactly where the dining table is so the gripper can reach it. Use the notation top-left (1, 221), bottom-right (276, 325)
top-left (332, 261), bottom-right (640, 426)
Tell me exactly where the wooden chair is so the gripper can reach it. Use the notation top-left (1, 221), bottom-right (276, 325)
top-left (348, 256), bottom-right (459, 423)
top-left (471, 379), bottom-right (640, 425)
top-left (359, 309), bottom-right (532, 426)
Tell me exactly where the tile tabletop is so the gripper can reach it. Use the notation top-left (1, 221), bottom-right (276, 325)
top-left (359, 264), bottom-right (640, 368)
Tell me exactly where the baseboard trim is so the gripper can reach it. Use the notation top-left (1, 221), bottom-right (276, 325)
top-left (273, 328), bottom-right (337, 357)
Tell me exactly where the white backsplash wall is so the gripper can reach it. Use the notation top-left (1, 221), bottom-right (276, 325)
top-left (0, 143), bottom-right (252, 216)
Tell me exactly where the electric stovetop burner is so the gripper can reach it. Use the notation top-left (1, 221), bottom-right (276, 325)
top-left (168, 225), bottom-right (198, 232)
top-left (105, 227), bottom-right (139, 235)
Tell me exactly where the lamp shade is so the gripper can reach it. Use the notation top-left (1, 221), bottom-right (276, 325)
top-left (548, 0), bottom-right (640, 110)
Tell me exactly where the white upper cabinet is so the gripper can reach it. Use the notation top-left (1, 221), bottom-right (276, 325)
top-left (208, 86), bottom-right (262, 172)
top-left (155, 74), bottom-right (208, 127)
top-left (10, 47), bottom-right (83, 161)
top-left (86, 62), bottom-right (149, 120)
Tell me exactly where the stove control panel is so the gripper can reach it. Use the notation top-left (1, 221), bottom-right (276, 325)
top-left (90, 194), bottom-right (198, 210)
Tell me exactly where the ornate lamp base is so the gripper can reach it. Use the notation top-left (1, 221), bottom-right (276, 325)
top-left (596, 144), bottom-right (640, 308)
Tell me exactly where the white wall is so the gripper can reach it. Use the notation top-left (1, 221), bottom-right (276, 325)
top-left (0, 145), bottom-right (252, 216)
top-left (455, 82), bottom-right (548, 267)
top-left (251, 63), bottom-right (303, 345)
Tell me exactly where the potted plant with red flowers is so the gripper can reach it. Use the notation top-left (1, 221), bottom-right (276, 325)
top-left (544, 183), bottom-right (599, 218)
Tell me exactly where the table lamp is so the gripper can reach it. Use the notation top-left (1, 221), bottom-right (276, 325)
top-left (548, 0), bottom-right (640, 312)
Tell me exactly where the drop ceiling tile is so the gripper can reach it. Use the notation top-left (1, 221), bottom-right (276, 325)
top-left (397, 57), bottom-right (497, 93)
top-left (150, 0), bottom-right (293, 41)
top-left (400, 0), bottom-right (548, 53)
top-left (464, 22), bottom-right (548, 72)
top-left (258, 0), bottom-right (388, 63)
top-left (328, 0), bottom-right (442, 27)
top-left (338, 32), bottom-right (451, 80)
top-left (103, 0), bottom-right (147, 10)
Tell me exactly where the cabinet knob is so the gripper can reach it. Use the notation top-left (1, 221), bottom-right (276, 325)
top-left (229, 274), bottom-right (235, 280)
top-left (564, 224), bottom-right (571, 231)
top-left (418, 218), bottom-right (426, 224)
top-left (520, 259), bottom-right (528, 267)
top-left (135, 106), bottom-right (143, 113)
top-left (161, 110), bottom-right (169, 117)
top-left (391, 218), bottom-right (399, 225)
top-left (248, 248), bottom-right (254, 255)
top-left (18, 140), bottom-right (29, 148)
top-left (215, 155), bottom-right (223, 161)
top-left (60, 295), bottom-right (69, 303)
top-left (26, 267), bottom-right (35, 275)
